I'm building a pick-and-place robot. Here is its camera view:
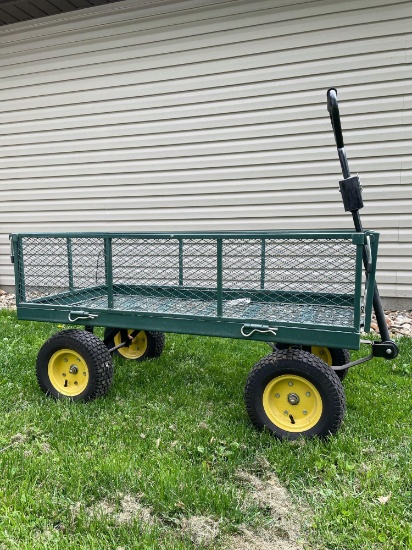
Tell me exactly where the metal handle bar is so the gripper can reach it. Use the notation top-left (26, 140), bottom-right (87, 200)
top-left (326, 88), bottom-right (350, 179)
top-left (327, 88), bottom-right (344, 149)
top-left (326, 88), bottom-right (394, 346)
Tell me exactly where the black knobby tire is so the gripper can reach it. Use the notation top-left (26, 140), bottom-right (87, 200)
top-left (244, 349), bottom-right (346, 440)
top-left (36, 329), bottom-right (114, 401)
top-left (104, 328), bottom-right (165, 361)
top-left (274, 344), bottom-right (350, 381)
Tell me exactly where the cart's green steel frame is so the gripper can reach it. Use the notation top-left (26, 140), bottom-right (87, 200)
top-left (11, 229), bottom-right (378, 352)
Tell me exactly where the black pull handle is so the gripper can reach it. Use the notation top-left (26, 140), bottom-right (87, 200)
top-left (326, 88), bottom-right (344, 149)
top-left (327, 87), bottom-right (350, 179)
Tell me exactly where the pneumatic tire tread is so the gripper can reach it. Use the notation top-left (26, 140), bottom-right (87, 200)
top-left (328, 348), bottom-right (350, 381)
top-left (274, 344), bottom-right (350, 381)
top-left (244, 349), bottom-right (346, 440)
top-left (146, 331), bottom-right (166, 359)
top-left (36, 329), bottom-right (114, 401)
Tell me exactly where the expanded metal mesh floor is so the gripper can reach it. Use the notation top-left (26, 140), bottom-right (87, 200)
top-left (66, 291), bottom-right (354, 327)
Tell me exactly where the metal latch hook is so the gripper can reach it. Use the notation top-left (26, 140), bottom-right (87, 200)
top-left (241, 324), bottom-right (278, 338)
top-left (68, 311), bottom-right (99, 323)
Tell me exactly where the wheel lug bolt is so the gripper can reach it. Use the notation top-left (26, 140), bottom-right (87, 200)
top-left (288, 382), bottom-right (293, 386)
top-left (284, 410), bottom-right (288, 415)
top-left (303, 410), bottom-right (308, 415)
top-left (275, 393), bottom-right (280, 398)
top-left (306, 392), bottom-right (311, 397)
top-left (62, 373), bottom-right (66, 377)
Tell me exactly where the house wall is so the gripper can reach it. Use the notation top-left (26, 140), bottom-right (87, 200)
top-left (0, 0), bottom-right (411, 305)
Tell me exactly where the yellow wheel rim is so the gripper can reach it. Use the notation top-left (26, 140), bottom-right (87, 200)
top-left (48, 349), bottom-right (89, 397)
top-left (114, 330), bottom-right (148, 359)
top-left (263, 375), bottom-right (323, 432)
top-left (310, 346), bottom-right (332, 366)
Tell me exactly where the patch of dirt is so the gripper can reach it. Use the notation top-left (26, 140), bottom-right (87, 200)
top-left (117, 494), bottom-right (154, 525)
top-left (39, 442), bottom-right (51, 453)
top-left (228, 527), bottom-right (303, 550)
top-left (10, 433), bottom-right (27, 444)
top-left (88, 499), bottom-right (116, 518)
top-left (225, 471), bottom-right (306, 550)
top-left (180, 515), bottom-right (220, 546)
top-left (69, 501), bottom-right (82, 524)
top-left (86, 494), bottom-right (154, 526)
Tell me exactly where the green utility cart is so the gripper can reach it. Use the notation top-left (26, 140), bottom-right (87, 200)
top-left (10, 89), bottom-right (398, 439)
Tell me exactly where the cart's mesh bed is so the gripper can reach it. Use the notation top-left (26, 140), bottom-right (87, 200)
top-left (16, 235), bottom-right (359, 329)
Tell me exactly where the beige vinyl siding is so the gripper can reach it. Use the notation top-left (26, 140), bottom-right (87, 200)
top-left (0, 0), bottom-right (411, 301)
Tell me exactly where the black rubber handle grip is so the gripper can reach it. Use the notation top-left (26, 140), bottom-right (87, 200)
top-left (327, 88), bottom-right (344, 149)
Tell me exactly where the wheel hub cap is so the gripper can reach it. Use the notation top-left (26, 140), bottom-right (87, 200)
top-left (263, 375), bottom-right (323, 432)
top-left (48, 349), bottom-right (89, 396)
top-left (114, 330), bottom-right (148, 359)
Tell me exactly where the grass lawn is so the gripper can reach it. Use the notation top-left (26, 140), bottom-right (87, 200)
top-left (0, 309), bottom-right (411, 549)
